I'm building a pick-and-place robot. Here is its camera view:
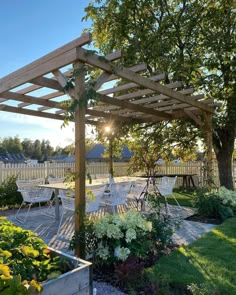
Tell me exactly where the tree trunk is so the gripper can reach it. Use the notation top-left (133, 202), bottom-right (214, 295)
top-left (216, 150), bottom-right (234, 189)
top-left (213, 126), bottom-right (235, 190)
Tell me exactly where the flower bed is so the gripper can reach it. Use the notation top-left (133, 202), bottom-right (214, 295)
top-left (70, 209), bottom-right (178, 294)
top-left (0, 217), bottom-right (92, 294)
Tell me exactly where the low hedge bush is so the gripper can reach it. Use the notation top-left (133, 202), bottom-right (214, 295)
top-left (0, 175), bottom-right (22, 207)
top-left (193, 186), bottom-right (236, 221)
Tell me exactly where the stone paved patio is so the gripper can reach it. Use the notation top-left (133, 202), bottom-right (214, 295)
top-left (6, 202), bottom-right (216, 253)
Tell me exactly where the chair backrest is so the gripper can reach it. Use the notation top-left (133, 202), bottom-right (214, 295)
top-left (58, 189), bottom-right (74, 198)
top-left (16, 178), bottom-right (45, 191)
top-left (128, 182), bottom-right (146, 199)
top-left (19, 186), bottom-right (52, 202)
top-left (96, 173), bottom-right (109, 179)
top-left (59, 195), bottom-right (75, 212)
top-left (162, 176), bottom-right (177, 188)
top-left (48, 177), bottom-right (65, 184)
top-left (109, 183), bottom-right (130, 206)
top-left (157, 176), bottom-right (177, 196)
top-left (86, 186), bottom-right (105, 213)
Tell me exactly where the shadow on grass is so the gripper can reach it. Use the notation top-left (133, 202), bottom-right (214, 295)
top-left (146, 218), bottom-right (236, 294)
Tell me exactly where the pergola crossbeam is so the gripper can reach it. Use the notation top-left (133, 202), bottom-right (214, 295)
top-left (75, 47), bottom-right (214, 113)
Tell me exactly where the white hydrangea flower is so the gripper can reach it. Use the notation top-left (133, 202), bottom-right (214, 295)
top-left (114, 246), bottom-right (130, 261)
top-left (106, 223), bottom-right (123, 239)
top-left (97, 242), bottom-right (110, 260)
top-left (125, 228), bottom-right (137, 243)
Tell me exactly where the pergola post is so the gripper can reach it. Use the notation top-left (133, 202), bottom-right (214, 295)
top-left (203, 112), bottom-right (213, 187)
top-left (108, 136), bottom-right (114, 177)
top-left (74, 60), bottom-right (86, 258)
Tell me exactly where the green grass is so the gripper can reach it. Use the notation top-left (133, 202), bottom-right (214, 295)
top-left (146, 217), bottom-right (236, 294)
top-left (160, 191), bottom-right (194, 207)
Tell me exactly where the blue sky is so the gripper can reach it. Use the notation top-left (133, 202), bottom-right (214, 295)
top-left (0, 0), bottom-right (93, 147)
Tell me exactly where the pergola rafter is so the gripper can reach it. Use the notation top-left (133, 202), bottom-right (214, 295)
top-left (0, 33), bottom-right (216, 257)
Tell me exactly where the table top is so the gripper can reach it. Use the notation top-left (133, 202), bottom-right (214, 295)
top-left (140, 174), bottom-right (197, 178)
top-left (39, 176), bottom-right (143, 190)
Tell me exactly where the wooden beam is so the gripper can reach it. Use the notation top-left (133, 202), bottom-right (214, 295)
top-left (155, 97), bottom-right (212, 112)
top-left (94, 84), bottom-right (191, 113)
top-left (184, 110), bottom-right (204, 127)
top-left (75, 47), bottom-right (214, 113)
top-left (87, 108), bottom-right (136, 122)
top-left (18, 91), bottom-right (64, 108)
top-left (95, 63), bottom-right (147, 90)
top-left (29, 77), bottom-right (63, 91)
top-left (5, 49), bottom-right (121, 98)
top-left (17, 84), bottom-right (42, 94)
top-left (99, 73), bottom-right (166, 95)
top-left (149, 95), bottom-right (205, 110)
top-left (0, 103), bottom-right (102, 126)
top-left (131, 87), bottom-right (194, 105)
top-left (0, 33), bottom-right (92, 93)
top-left (53, 69), bottom-right (158, 122)
top-left (98, 94), bottom-right (172, 120)
top-left (0, 104), bottom-right (63, 120)
top-left (0, 91), bottom-right (63, 109)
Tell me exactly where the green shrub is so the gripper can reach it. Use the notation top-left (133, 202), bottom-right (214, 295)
top-left (193, 187), bottom-right (236, 221)
top-left (0, 175), bottom-right (22, 207)
top-left (70, 210), bottom-right (174, 264)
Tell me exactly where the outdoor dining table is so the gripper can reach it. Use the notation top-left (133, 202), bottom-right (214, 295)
top-left (39, 176), bottom-right (141, 220)
top-left (140, 174), bottom-right (197, 188)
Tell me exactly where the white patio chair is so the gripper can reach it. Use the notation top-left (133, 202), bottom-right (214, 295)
top-left (48, 177), bottom-right (65, 184)
top-left (108, 183), bottom-right (131, 213)
top-left (57, 187), bottom-right (105, 235)
top-left (155, 176), bottom-right (178, 214)
top-left (47, 177), bottom-right (66, 211)
top-left (127, 181), bottom-right (148, 211)
top-left (15, 185), bottom-right (53, 223)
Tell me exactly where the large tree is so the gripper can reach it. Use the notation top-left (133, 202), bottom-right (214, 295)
top-left (84, 0), bottom-right (236, 189)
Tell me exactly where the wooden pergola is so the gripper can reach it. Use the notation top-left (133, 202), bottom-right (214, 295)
top-left (0, 33), bottom-right (215, 257)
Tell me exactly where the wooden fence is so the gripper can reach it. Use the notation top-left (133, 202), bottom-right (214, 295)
top-left (0, 161), bottom-right (235, 187)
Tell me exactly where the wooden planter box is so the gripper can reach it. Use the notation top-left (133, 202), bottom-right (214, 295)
top-left (40, 248), bottom-right (93, 295)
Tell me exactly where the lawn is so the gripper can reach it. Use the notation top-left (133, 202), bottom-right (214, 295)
top-left (160, 190), bottom-right (195, 208)
top-left (146, 217), bottom-right (236, 294)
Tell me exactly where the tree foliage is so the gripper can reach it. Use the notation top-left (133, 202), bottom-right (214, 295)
top-left (84, 0), bottom-right (236, 188)
top-left (127, 121), bottom-right (199, 175)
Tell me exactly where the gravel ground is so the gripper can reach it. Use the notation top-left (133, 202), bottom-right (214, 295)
top-left (93, 281), bottom-right (127, 295)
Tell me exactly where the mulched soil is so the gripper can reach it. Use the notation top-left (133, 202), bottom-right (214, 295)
top-left (186, 214), bottom-right (222, 225)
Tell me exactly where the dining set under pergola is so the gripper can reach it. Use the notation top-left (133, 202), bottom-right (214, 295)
top-left (0, 33), bottom-right (216, 256)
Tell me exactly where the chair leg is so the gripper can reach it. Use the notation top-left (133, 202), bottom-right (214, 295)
top-left (57, 209), bottom-right (65, 235)
top-left (24, 203), bottom-right (32, 223)
top-left (42, 200), bottom-right (55, 217)
top-left (15, 202), bottom-right (32, 223)
top-left (164, 197), bottom-right (170, 216)
top-left (15, 201), bottom-right (24, 218)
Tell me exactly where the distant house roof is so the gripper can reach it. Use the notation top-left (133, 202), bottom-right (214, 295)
top-left (86, 144), bottom-right (132, 161)
top-left (0, 153), bottom-right (27, 163)
top-left (48, 144), bottom-right (133, 163)
top-left (48, 154), bottom-right (74, 163)
top-left (86, 144), bottom-right (106, 160)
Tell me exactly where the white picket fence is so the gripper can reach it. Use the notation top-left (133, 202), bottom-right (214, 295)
top-left (0, 161), bottom-right (235, 187)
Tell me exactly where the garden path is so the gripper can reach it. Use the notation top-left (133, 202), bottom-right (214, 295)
top-left (6, 203), bottom-right (216, 251)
